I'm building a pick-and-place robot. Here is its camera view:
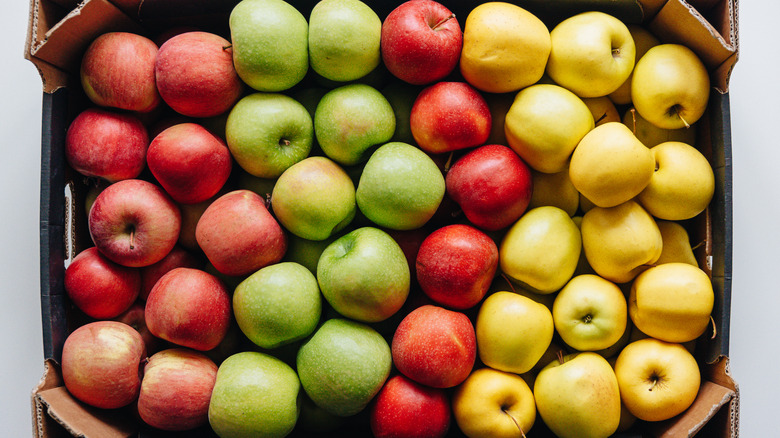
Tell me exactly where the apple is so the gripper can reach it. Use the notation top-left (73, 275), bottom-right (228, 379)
top-left (176, 195), bottom-right (218, 251)
top-left (546, 11), bottom-right (636, 98)
top-left (208, 351), bottom-right (301, 437)
top-left (459, 2), bottom-right (551, 93)
top-left (622, 107), bottom-right (698, 147)
top-left (370, 374), bottom-right (451, 438)
top-left (308, 0), bottom-right (382, 82)
top-left (80, 31), bottom-right (160, 112)
top-left (196, 190), bottom-right (287, 276)
top-left (226, 92), bottom-right (314, 178)
top-left (446, 144), bottom-right (533, 231)
top-left (88, 179), bottom-right (181, 268)
top-left (145, 267), bottom-right (232, 351)
top-left (61, 321), bottom-right (146, 409)
top-left (113, 301), bottom-right (162, 355)
top-left (382, 81), bottom-right (422, 144)
top-left (64, 247), bottom-right (140, 319)
top-left (314, 83), bottom-right (396, 166)
top-left (65, 107), bottom-right (148, 182)
top-left (476, 291), bottom-right (555, 375)
top-left (608, 24), bottom-right (661, 105)
top-left (297, 318), bottom-right (392, 417)
top-left (381, 0), bottom-right (462, 85)
top-left (356, 142), bottom-right (445, 230)
top-left (410, 81), bottom-right (491, 154)
top-left (271, 156), bottom-right (356, 241)
top-left (527, 168), bottom-right (580, 217)
top-left (137, 348), bottom-right (218, 431)
top-left (656, 220), bottom-right (698, 266)
top-left (317, 227), bottom-right (410, 323)
top-left (155, 31), bottom-right (243, 117)
top-left (416, 224), bottom-right (498, 310)
top-left (229, 0), bottom-right (309, 91)
top-left (453, 367), bottom-right (537, 438)
top-left (139, 245), bottom-right (202, 300)
top-left (147, 123), bottom-right (233, 204)
top-left (391, 305), bottom-right (476, 388)
top-left (283, 234), bottom-right (338, 274)
top-left (582, 96), bottom-right (621, 126)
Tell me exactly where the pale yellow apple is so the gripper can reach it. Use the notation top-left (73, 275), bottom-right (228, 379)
top-left (593, 317), bottom-right (633, 359)
top-left (499, 206), bottom-right (582, 293)
top-left (605, 358), bottom-right (638, 432)
top-left (631, 44), bottom-right (710, 129)
top-left (582, 96), bottom-right (620, 126)
top-left (569, 122), bottom-right (655, 208)
top-left (553, 274), bottom-right (628, 352)
top-left (504, 84), bottom-right (594, 174)
top-left (453, 367), bottom-right (536, 438)
top-left (609, 25), bottom-right (661, 105)
top-left (614, 338), bottom-right (701, 422)
top-left (460, 2), bottom-right (551, 93)
top-left (579, 193), bottom-right (596, 214)
top-left (547, 11), bottom-right (636, 98)
top-left (488, 275), bottom-right (556, 310)
top-left (638, 141), bottom-right (715, 220)
top-left (528, 168), bottom-right (579, 216)
top-left (629, 262), bottom-right (714, 343)
top-left (534, 352), bottom-right (621, 438)
top-left (622, 107), bottom-right (697, 147)
top-left (656, 220), bottom-right (698, 266)
top-left (476, 291), bottom-right (554, 374)
top-left (581, 200), bottom-right (662, 283)
top-left (571, 216), bottom-right (596, 277)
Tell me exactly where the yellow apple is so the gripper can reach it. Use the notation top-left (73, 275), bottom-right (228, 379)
top-left (504, 84), bottom-right (595, 174)
top-left (614, 338), bottom-right (701, 421)
top-left (656, 220), bottom-right (698, 266)
top-left (459, 2), bottom-right (551, 93)
top-left (453, 367), bottom-right (536, 438)
top-left (582, 96), bottom-right (620, 126)
top-left (622, 107), bottom-right (697, 147)
top-left (638, 141), bottom-right (715, 220)
top-left (476, 291), bottom-right (554, 374)
top-left (578, 193), bottom-right (596, 214)
top-left (629, 262), bottom-right (714, 343)
top-left (609, 25), bottom-right (661, 105)
top-left (528, 168), bottom-right (579, 216)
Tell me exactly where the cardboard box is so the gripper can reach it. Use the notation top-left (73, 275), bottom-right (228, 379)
top-left (25, 0), bottom-right (740, 436)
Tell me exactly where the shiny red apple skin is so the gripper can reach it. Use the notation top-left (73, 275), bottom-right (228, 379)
top-left (65, 247), bottom-right (141, 319)
top-left (446, 144), bottom-right (534, 231)
top-left (370, 374), bottom-right (451, 438)
top-left (139, 245), bottom-right (203, 300)
top-left (381, 0), bottom-right (462, 85)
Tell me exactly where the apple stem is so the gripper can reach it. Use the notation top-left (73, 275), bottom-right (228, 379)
top-left (595, 112), bottom-right (608, 125)
top-left (710, 315), bottom-right (718, 340)
top-left (265, 193), bottom-right (272, 210)
top-left (691, 240), bottom-right (706, 251)
top-left (649, 377), bottom-right (658, 392)
top-left (222, 44), bottom-right (232, 51)
top-left (629, 108), bottom-right (637, 134)
top-left (430, 13), bottom-right (455, 31)
top-left (443, 151), bottom-right (454, 173)
top-left (500, 273), bottom-right (517, 294)
top-left (556, 350), bottom-right (565, 365)
top-left (671, 105), bottom-right (691, 129)
top-left (129, 227), bottom-right (135, 250)
top-left (279, 138), bottom-right (291, 147)
top-left (503, 408), bottom-right (527, 438)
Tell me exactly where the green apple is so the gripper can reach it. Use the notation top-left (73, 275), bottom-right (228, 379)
top-left (608, 24), bottom-right (660, 105)
top-left (226, 93), bottom-right (313, 178)
top-left (499, 206), bottom-right (582, 294)
top-left (296, 318), bottom-right (392, 417)
top-left (271, 156), bottom-right (356, 241)
top-left (656, 220), bottom-right (698, 266)
top-left (229, 0), bottom-right (308, 92)
top-left (622, 107), bottom-right (697, 147)
top-left (233, 262), bottom-right (321, 349)
top-left (308, 0), bottom-right (381, 82)
top-left (314, 83), bottom-right (395, 166)
top-left (283, 233), bottom-right (340, 274)
top-left (476, 291), bottom-right (554, 374)
top-left (356, 142), bottom-right (445, 230)
top-left (208, 351), bottom-right (300, 438)
top-left (317, 227), bottom-right (410, 323)
top-left (552, 274), bottom-right (628, 352)
top-left (534, 352), bottom-right (621, 438)
top-left (546, 11), bottom-right (635, 98)
top-left (504, 84), bottom-right (594, 174)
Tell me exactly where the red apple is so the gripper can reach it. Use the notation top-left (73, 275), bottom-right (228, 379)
top-left (446, 144), bottom-right (533, 230)
top-left (88, 179), bottom-right (181, 268)
top-left (65, 108), bottom-right (149, 182)
top-left (139, 245), bottom-right (203, 300)
top-left (137, 348), bottom-right (218, 431)
top-left (381, 0), bottom-right (462, 85)
top-left (61, 321), bottom-right (146, 409)
top-left (113, 301), bottom-right (163, 355)
top-left (195, 190), bottom-right (287, 277)
top-left (386, 227), bottom-right (430, 282)
top-left (177, 197), bottom-right (215, 251)
top-left (410, 81), bottom-right (491, 154)
top-left (392, 305), bottom-right (476, 388)
top-left (80, 31), bottom-right (160, 113)
top-left (416, 224), bottom-right (498, 310)
top-left (145, 268), bottom-right (232, 351)
top-left (155, 31), bottom-right (243, 118)
top-left (370, 374), bottom-right (451, 438)
top-left (147, 123), bottom-right (233, 204)
top-left (64, 247), bottom-right (140, 319)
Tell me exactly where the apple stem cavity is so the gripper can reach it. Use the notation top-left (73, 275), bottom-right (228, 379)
top-left (430, 14), bottom-right (456, 31)
top-left (669, 105), bottom-right (691, 129)
top-left (278, 138), bottom-right (291, 147)
top-left (502, 407), bottom-right (527, 438)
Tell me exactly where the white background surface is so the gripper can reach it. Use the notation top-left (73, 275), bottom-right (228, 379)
top-left (0, 1), bottom-right (774, 436)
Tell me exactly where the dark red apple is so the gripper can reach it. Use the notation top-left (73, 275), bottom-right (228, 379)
top-left (195, 190), bottom-right (287, 277)
top-left (370, 374), bottom-right (451, 438)
top-left (381, 0), bottom-right (462, 85)
top-left (446, 144), bottom-right (533, 231)
top-left (410, 81), bottom-right (491, 154)
top-left (80, 31), bottom-right (160, 113)
top-left (114, 301), bottom-right (163, 355)
top-left (64, 247), bottom-right (140, 319)
top-left (139, 245), bottom-right (203, 300)
top-left (88, 179), bottom-right (181, 268)
top-left (155, 31), bottom-right (243, 118)
top-left (392, 305), bottom-right (476, 388)
top-left (147, 123), bottom-right (233, 204)
top-left (61, 321), bottom-right (146, 409)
